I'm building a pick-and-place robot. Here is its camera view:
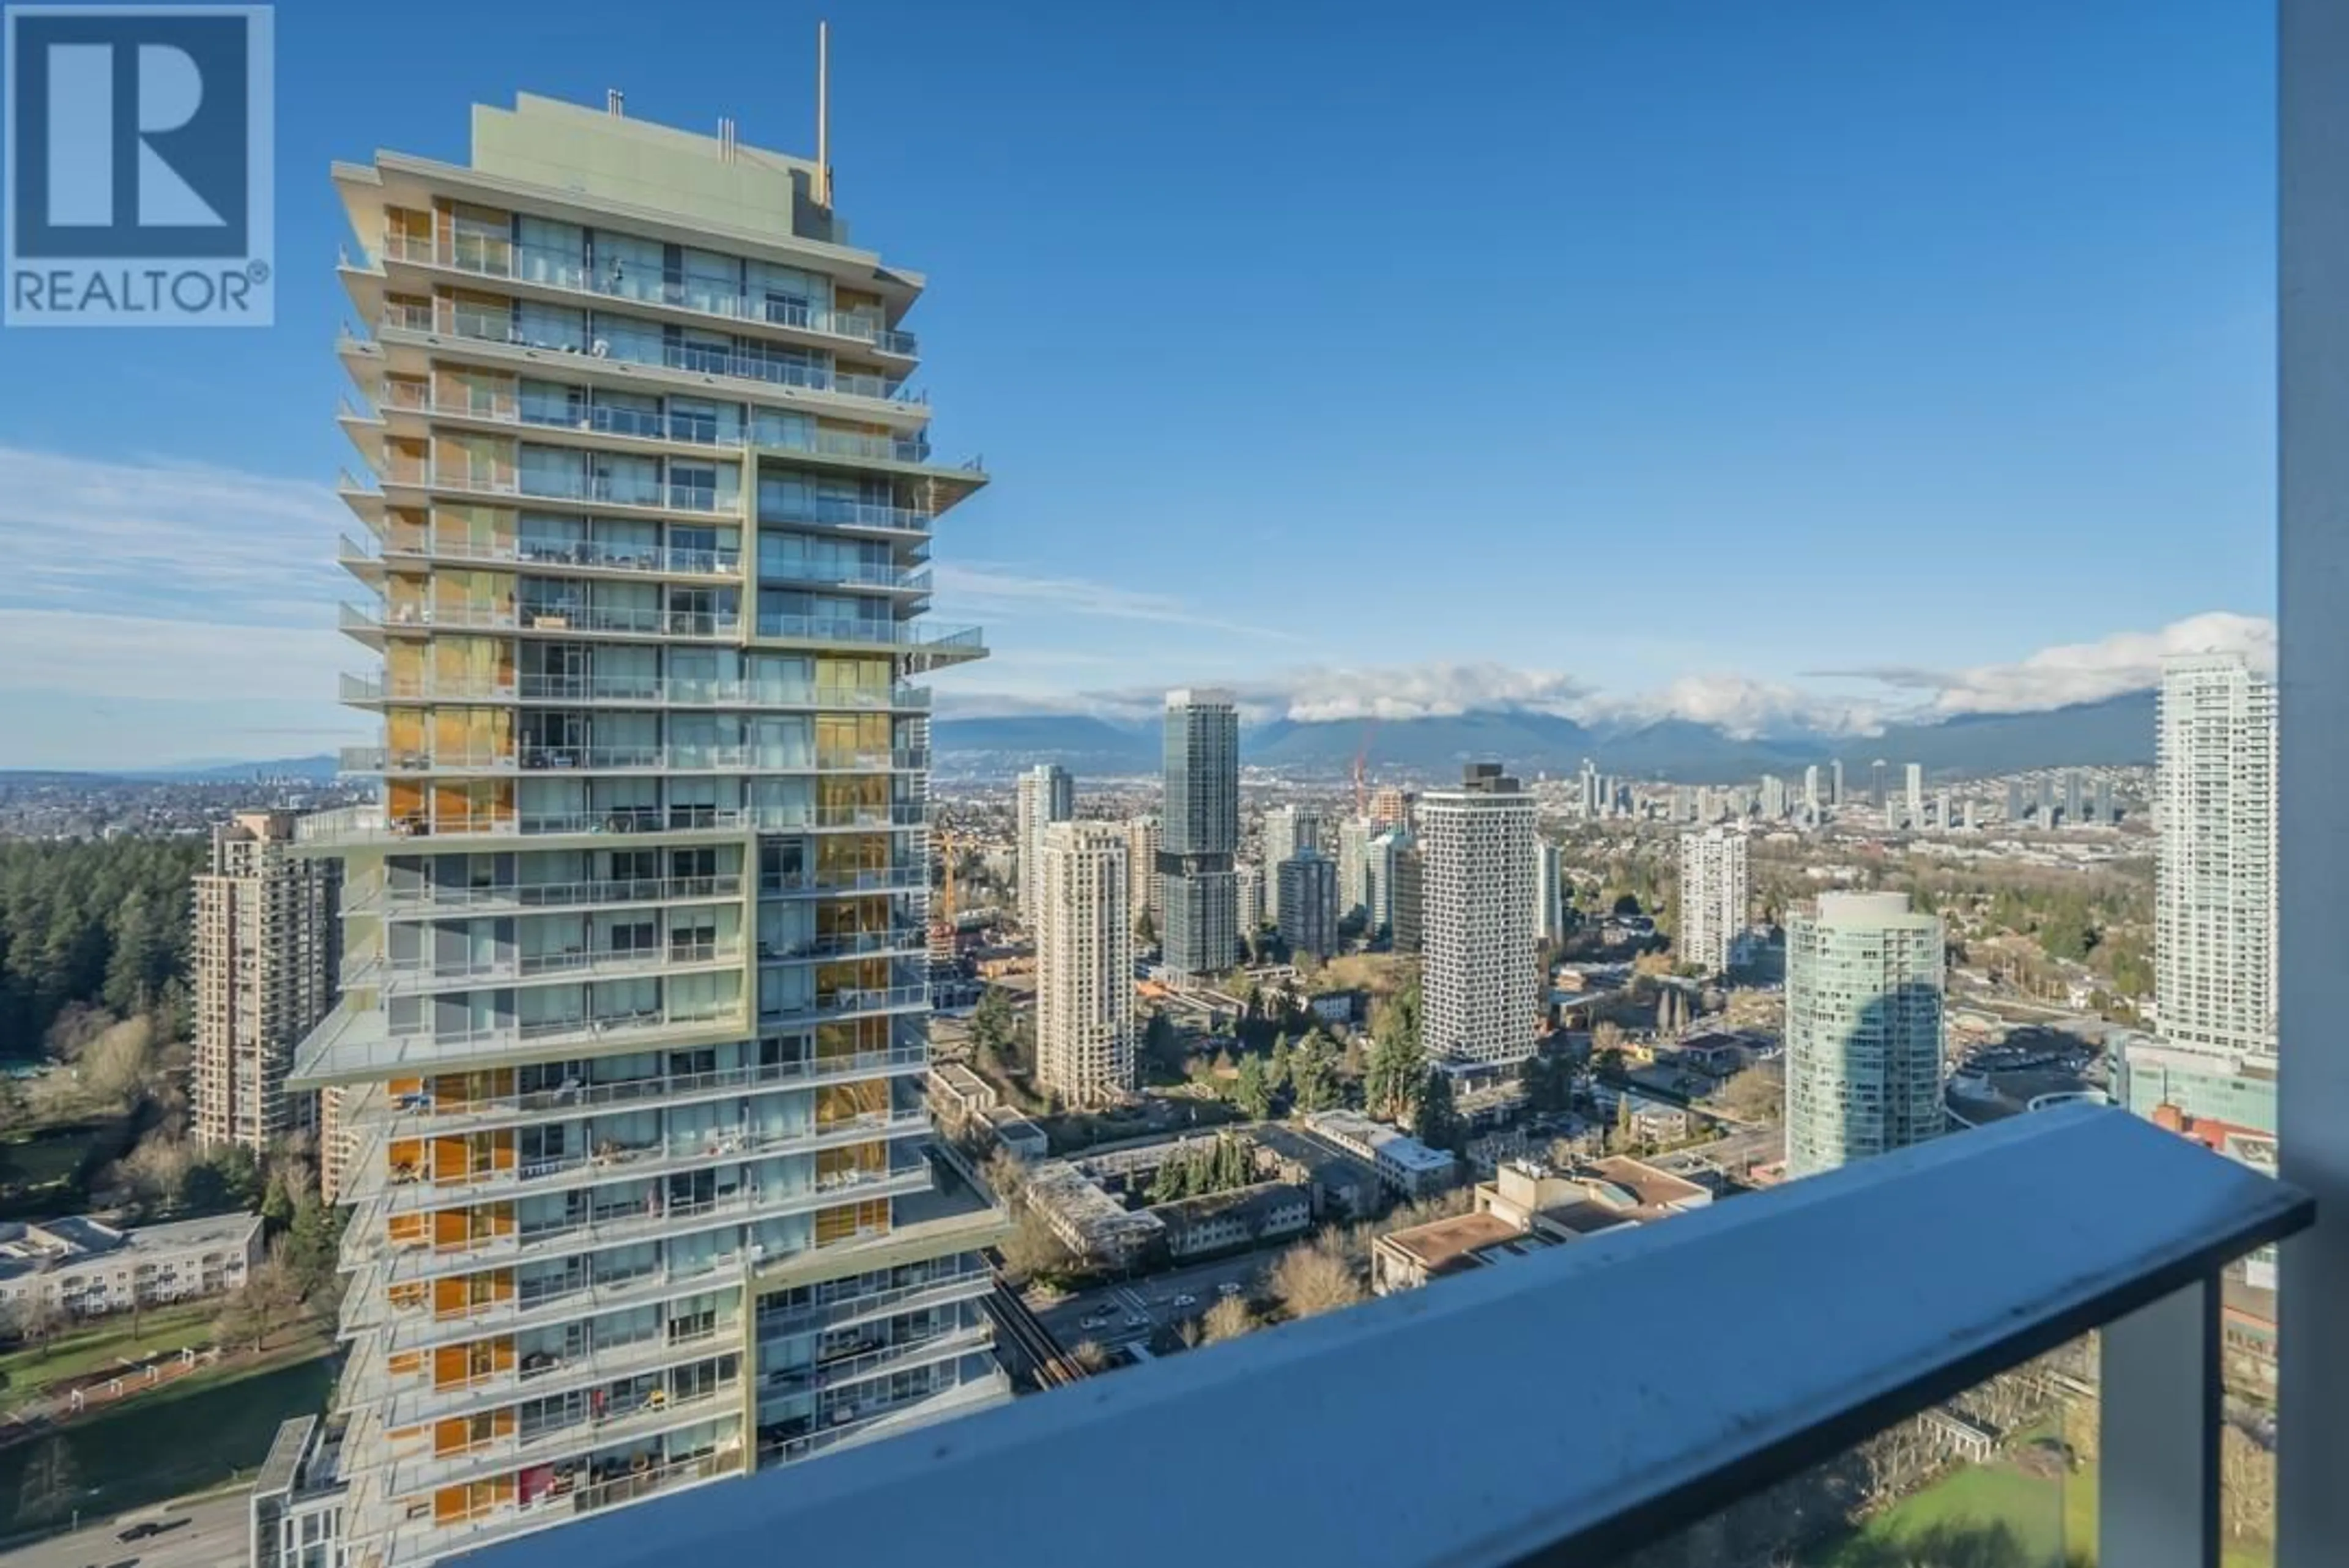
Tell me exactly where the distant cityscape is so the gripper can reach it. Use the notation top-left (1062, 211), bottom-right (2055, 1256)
top-left (0, 68), bottom-right (2287, 1568)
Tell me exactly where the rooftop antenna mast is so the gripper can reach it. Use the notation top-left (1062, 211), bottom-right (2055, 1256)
top-left (815, 20), bottom-right (833, 207)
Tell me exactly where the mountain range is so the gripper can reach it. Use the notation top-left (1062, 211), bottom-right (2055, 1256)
top-left (933, 690), bottom-right (2158, 781)
top-left (10, 690), bottom-right (2153, 785)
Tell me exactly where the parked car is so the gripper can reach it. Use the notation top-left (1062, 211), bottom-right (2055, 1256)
top-left (1172, 1293), bottom-right (1197, 1308)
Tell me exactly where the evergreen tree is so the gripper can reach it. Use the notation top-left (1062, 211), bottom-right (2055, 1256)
top-left (1412, 1066), bottom-right (1461, 1153)
top-left (1234, 1056), bottom-right (1273, 1120)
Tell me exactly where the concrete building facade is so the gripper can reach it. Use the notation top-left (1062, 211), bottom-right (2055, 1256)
top-left (1784, 892), bottom-right (1946, 1178)
top-left (1034, 823), bottom-right (1134, 1106)
top-left (2156, 654), bottom-right (2277, 1061)
top-left (1260, 805), bottom-right (1318, 925)
top-left (1417, 764), bottom-right (1538, 1065)
top-left (1676, 827), bottom-right (1748, 977)
top-left (1014, 764), bottom-right (1073, 922)
top-left (194, 811), bottom-right (343, 1154)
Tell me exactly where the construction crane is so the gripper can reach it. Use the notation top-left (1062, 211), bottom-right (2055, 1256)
top-left (1352, 719), bottom-right (1381, 817)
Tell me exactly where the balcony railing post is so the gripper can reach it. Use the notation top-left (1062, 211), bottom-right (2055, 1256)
top-left (2280, 7), bottom-right (2349, 1568)
top-left (2099, 1273), bottom-right (2223, 1568)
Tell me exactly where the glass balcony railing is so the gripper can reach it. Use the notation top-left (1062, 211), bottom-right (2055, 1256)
top-left (346, 874), bottom-right (744, 917)
top-left (374, 232), bottom-right (919, 358)
top-left (374, 307), bottom-right (922, 406)
top-left (451, 1107), bottom-right (2307, 1568)
top-left (379, 460), bottom-right (732, 517)
top-left (368, 382), bottom-right (962, 471)
top-left (755, 558), bottom-right (932, 593)
top-left (757, 496), bottom-right (936, 535)
top-left (343, 940), bottom-right (744, 993)
top-left (341, 744), bottom-right (927, 775)
top-left (515, 604), bottom-right (743, 640)
top-left (751, 616), bottom-right (979, 654)
top-left (339, 1046), bottom-right (929, 1133)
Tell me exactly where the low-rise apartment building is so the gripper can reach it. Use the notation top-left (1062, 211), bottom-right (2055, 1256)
top-left (1302, 1110), bottom-right (1458, 1198)
top-left (1371, 1155), bottom-right (1712, 1296)
top-left (0, 1213), bottom-right (264, 1317)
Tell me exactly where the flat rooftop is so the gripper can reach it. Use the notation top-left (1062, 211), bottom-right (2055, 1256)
top-left (1378, 1212), bottom-right (1534, 1276)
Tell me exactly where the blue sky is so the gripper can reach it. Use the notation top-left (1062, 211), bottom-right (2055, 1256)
top-left (0, 0), bottom-right (2276, 766)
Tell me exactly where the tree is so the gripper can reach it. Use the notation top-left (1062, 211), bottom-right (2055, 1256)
top-left (996, 1210), bottom-right (1073, 1287)
top-left (1290, 1036), bottom-right (1339, 1113)
top-left (1411, 1065), bottom-right (1461, 1153)
top-left (1201, 1295), bottom-right (1256, 1344)
top-left (1071, 1339), bottom-right (1111, 1374)
top-left (1364, 986), bottom-right (1425, 1121)
top-left (1135, 905), bottom-right (1156, 946)
top-left (16, 1437), bottom-right (78, 1525)
top-left (971, 985), bottom-right (1015, 1057)
top-left (1269, 1238), bottom-right (1363, 1320)
top-left (1715, 1062), bottom-right (1784, 1125)
top-left (1, 1295), bottom-right (64, 1358)
top-left (1613, 892), bottom-right (1643, 917)
top-left (215, 1244), bottom-right (305, 1353)
top-left (1233, 1055), bottom-right (1273, 1121)
top-left (1142, 1011), bottom-right (1184, 1079)
top-left (1267, 1034), bottom-right (1293, 1093)
top-left (1518, 1050), bottom-right (1572, 1115)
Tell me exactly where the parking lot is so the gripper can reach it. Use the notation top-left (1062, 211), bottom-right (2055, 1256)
top-left (1032, 1244), bottom-right (1294, 1353)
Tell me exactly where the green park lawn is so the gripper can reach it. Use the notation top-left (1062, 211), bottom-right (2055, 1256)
top-left (1806, 1455), bottom-right (2271, 1568)
top-left (0, 1304), bottom-right (220, 1411)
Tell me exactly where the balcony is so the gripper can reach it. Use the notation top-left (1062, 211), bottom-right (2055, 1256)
top-left (373, 232), bottom-right (919, 358)
top-left (462, 1106), bottom-right (2311, 1568)
top-left (361, 1254), bottom-right (755, 1356)
top-left (366, 307), bottom-right (922, 415)
top-left (359, 530), bottom-right (745, 581)
top-left (346, 873), bottom-right (744, 919)
top-left (292, 996), bottom-right (752, 1084)
top-left (377, 1371), bottom-right (745, 1498)
top-left (374, 1319), bottom-right (735, 1430)
top-left (363, 1164), bottom-right (934, 1285)
top-left (342, 745), bottom-right (927, 778)
top-left (296, 805), bottom-right (753, 848)
top-left (762, 867), bottom-right (930, 898)
top-left (754, 1260), bottom-right (993, 1341)
top-left (342, 940), bottom-right (745, 997)
top-left (754, 559), bottom-right (933, 595)
top-left (762, 985), bottom-right (931, 1029)
top-left (338, 1045), bottom-right (930, 1134)
top-left (377, 1445), bottom-right (746, 1568)
top-left (358, 1110), bottom-right (932, 1220)
top-left (754, 1368), bottom-right (1010, 1470)
top-left (377, 459), bottom-right (735, 520)
top-left (340, 672), bottom-right (930, 712)
top-left (364, 383), bottom-right (979, 479)
top-left (756, 496), bottom-right (935, 538)
top-left (750, 616), bottom-right (984, 665)
top-left (759, 1323), bottom-right (992, 1399)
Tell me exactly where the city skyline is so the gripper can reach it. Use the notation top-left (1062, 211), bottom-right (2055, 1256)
top-left (0, 0), bottom-right (2276, 767)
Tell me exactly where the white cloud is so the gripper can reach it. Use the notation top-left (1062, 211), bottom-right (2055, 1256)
top-left (1814, 611), bottom-right (2275, 716)
top-left (987, 662), bottom-right (1594, 725)
top-left (0, 445), bottom-right (346, 623)
top-left (929, 563), bottom-right (1302, 642)
top-left (1605, 675), bottom-right (1890, 739)
top-left (0, 608), bottom-right (343, 703)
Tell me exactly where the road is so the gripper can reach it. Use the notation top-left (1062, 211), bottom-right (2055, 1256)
top-left (2, 1493), bottom-right (247, 1568)
top-left (1033, 1244), bottom-right (1293, 1352)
